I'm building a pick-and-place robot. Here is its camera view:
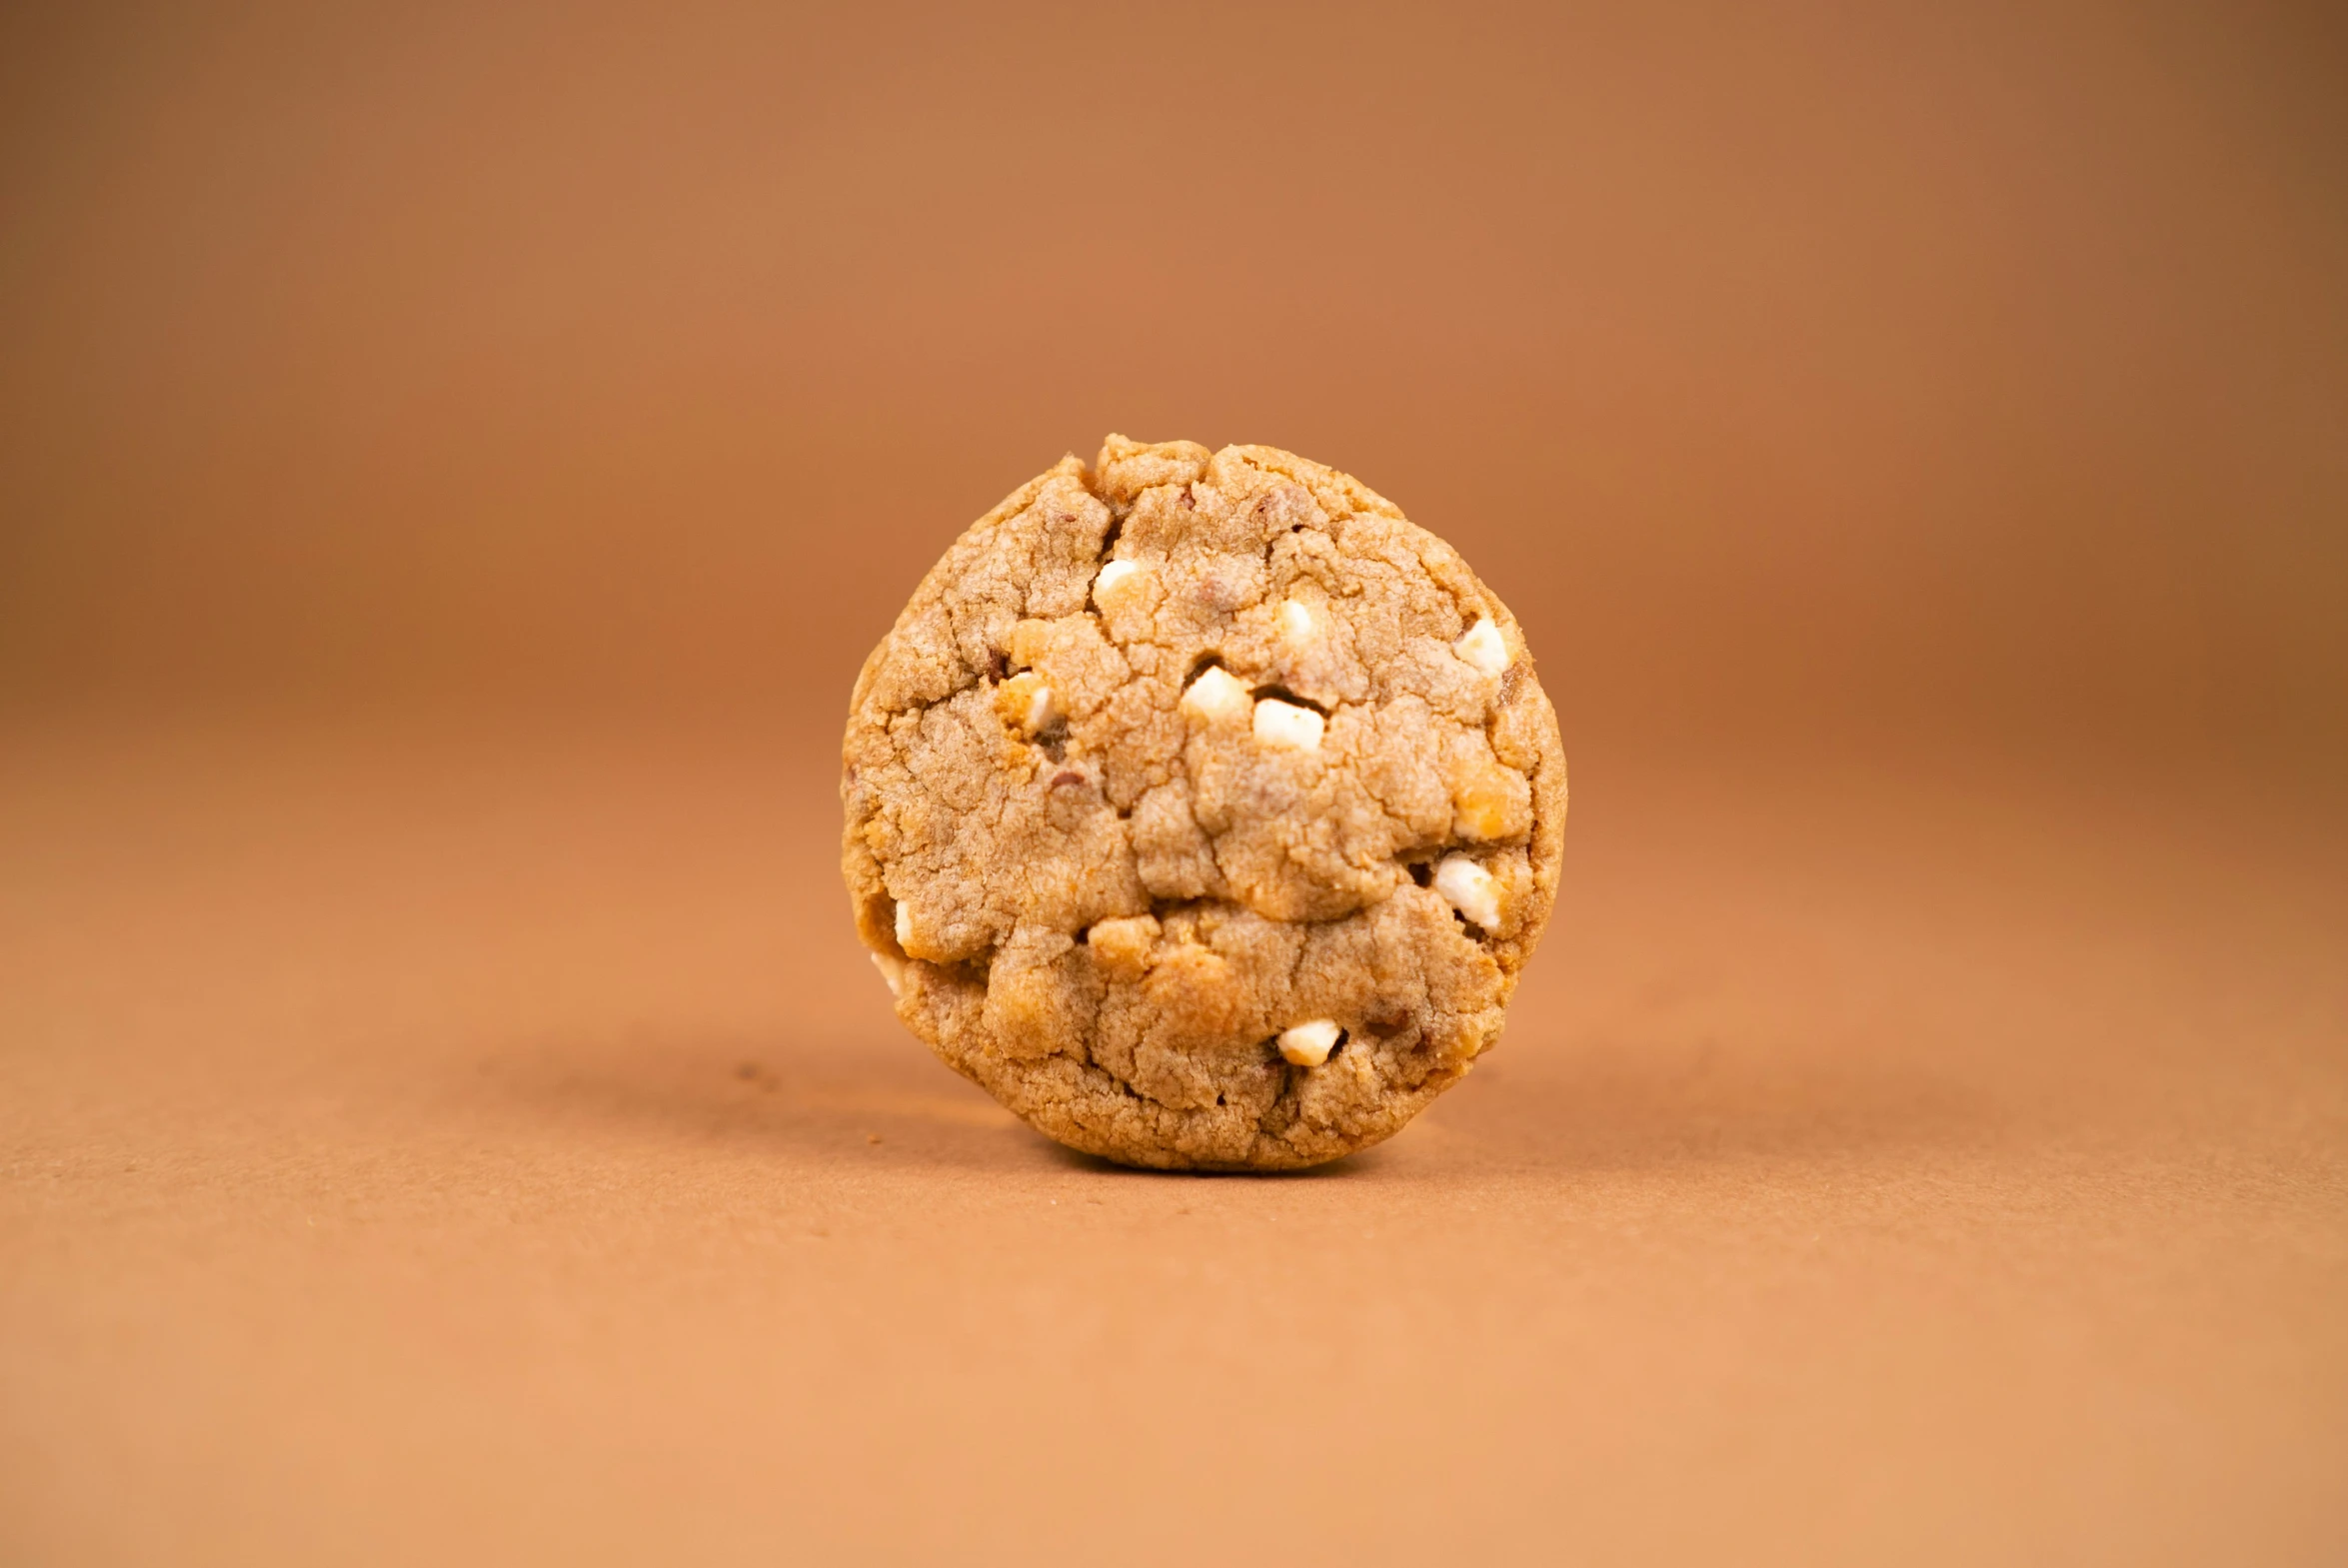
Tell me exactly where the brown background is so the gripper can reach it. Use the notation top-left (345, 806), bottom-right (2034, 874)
top-left (3, 2), bottom-right (2344, 1563)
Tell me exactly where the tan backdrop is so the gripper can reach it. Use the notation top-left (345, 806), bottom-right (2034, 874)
top-left (4, 0), bottom-right (2342, 760)
top-left (2, 3), bottom-right (2343, 1564)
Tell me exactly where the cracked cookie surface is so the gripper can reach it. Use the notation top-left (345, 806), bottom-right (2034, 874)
top-left (841, 436), bottom-right (1566, 1169)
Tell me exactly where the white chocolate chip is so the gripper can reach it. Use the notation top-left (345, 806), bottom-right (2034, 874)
top-left (1433, 853), bottom-right (1503, 930)
top-left (1251, 698), bottom-right (1324, 752)
top-left (1454, 616), bottom-right (1510, 677)
top-left (1278, 599), bottom-right (1315, 641)
top-left (894, 899), bottom-right (915, 948)
top-left (870, 949), bottom-right (906, 997)
top-left (1094, 559), bottom-right (1141, 607)
top-left (1025, 683), bottom-right (1056, 733)
top-left (1276, 1018), bottom-right (1343, 1066)
top-left (1179, 665), bottom-right (1252, 726)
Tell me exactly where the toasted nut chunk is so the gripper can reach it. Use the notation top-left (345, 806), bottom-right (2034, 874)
top-left (994, 672), bottom-right (1058, 737)
top-left (1087, 913), bottom-right (1160, 976)
top-left (1277, 1018), bottom-right (1343, 1066)
top-left (1454, 617), bottom-right (1509, 676)
top-left (1433, 853), bottom-right (1503, 930)
top-left (1180, 665), bottom-right (1252, 726)
top-left (1252, 698), bottom-right (1324, 752)
top-left (1094, 559), bottom-right (1142, 608)
top-left (1449, 752), bottom-right (1528, 840)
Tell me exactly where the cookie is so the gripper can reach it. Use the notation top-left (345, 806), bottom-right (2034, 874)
top-left (840, 436), bottom-right (1566, 1169)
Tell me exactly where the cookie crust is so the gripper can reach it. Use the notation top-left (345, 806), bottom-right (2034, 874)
top-left (841, 437), bottom-right (1566, 1169)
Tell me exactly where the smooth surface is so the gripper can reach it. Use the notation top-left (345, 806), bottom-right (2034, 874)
top-left (3, 2), bottom-right (2343, 767)
top-left (4, 719), bottom-right (2343, 1564)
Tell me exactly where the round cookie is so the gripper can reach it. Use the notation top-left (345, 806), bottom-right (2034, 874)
top-left (840, 436), bottom-right (1566, 1170)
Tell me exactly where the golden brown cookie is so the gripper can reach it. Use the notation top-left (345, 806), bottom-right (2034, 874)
top-left (841, 436), bottom-right (1566, 1169)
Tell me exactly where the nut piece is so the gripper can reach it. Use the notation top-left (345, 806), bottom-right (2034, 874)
top-left (995, 672), bottom-right (1058, 737)
top-left (1449, 752), bottom-right (1526, 840)
top-left (1276, 1018), bottom-right (1344, 1066)
top-left (1454, 617), bottom-right (1510, 677)
top-left (1251, 698), bottom-right (1325, 752)
top-left (1087, 913), bottom-right (1160, 977)
top-left (1180, 665), bottom-right (1252, 726)
top-left (1433, 853), bottom-right (1503, 930)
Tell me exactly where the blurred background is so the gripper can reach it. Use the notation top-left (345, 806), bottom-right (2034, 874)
top-left (3, 3), bottom-right (2343, 1565)
top-left (3, 0), bottom-right (2341, 764)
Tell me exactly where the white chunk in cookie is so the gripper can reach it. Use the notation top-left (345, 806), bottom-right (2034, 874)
top-left (1454, 616), bottom-right (1510, 677)
top-left (1093, 558), bottom-right (1143, 609)
top-left (1278, 599), bottom-right (1316, 642)
top-left (1179, 665), bottom-right (1252, 726)
top-left (1251, 698), bottom-right (1324, 752)
top-left (1433, 853), bottom-right (1503, 930)
top-left (1276, 1018), bottom-right (1344, 1066)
